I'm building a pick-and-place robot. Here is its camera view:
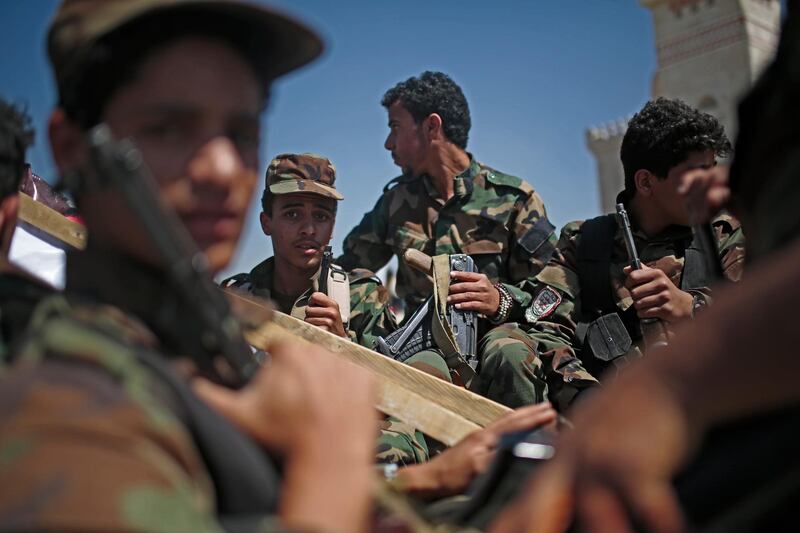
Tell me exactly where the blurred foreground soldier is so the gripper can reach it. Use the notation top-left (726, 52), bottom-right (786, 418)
top-left (491, 6), bottom-right (800, 533)
top-left (339, 71), bottom-right (558, 407)
top-left (0, 98), bottom-right (54, 360)
top-left (0, 2), bottom-right (380, 531)
top-left (223, 152), bottom-right (438, 465)
top-left (524, 98), bottom-right (743, 410)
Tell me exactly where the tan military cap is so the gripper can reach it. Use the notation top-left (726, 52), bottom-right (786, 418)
top-left (266, 153), bottom-right (344, 201)
top-left (48, 0), bottom-right (322, 91)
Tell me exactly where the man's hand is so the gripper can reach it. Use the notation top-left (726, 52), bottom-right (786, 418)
top-left (490, 369), bottom-right (692, 533)
top-left (193, 340), bottom-right (377, 532)
top-left (678, 165), bottom-right (731, 225)
top-left (305, 292), bottom-right (347, 338)
top-left (396, 403), bottom-right (557, 499)
top-left (447, 271), bottom-right (501, 316)
top-left (193, 339), bottom-right (375, 453)
top-left (624, 264), bottom-right (694, 323)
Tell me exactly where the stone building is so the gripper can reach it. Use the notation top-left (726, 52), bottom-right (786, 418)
top-left (588, 0), bottom-right (781, 213)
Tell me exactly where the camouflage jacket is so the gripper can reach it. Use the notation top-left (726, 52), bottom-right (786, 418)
top-left (223, 256), bottom-right (397, 351)
top-left (524, 211), bottom-right (745, 408)
top-left (0, 250), bottom-right (297, 531)
top-left (223, 257), bottom-right (428, 465)
top-left (338, 156), bottom-right (557, 318)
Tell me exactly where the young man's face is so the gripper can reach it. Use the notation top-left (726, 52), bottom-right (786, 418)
top-left (384, 101), bottom-right (429, 177)
top-left (65, 37), bottom-right (263, 273)
top-left (652, 150), bottom-right (717, 226)
top-left (260, 193), bottom-right (336, 275)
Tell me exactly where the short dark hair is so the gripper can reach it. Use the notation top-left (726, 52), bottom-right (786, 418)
top-left (58, 10), bottom-right (271, 130)
top-left (381, 71), bottom-right (471, 149)
top-left (621, 97), bottom-right (731, 196)
top-left (0, 98), bottom-right (34, 199)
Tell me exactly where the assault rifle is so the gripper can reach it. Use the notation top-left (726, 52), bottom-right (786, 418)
top-left (85, 125), bottom-right (259, 386)
top-left (616, 203), bottom-right (669, 351)
top-left (376, 250), bottom-right (479, 371)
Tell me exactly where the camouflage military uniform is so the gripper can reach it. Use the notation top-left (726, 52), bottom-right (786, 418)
top-left (224, 256), bottom-right (436, 465)
top-left (524, 208), bottom-right (745, 409)
top-left (338, 157), bottom-right (557, 318)
top-left (0, 252), bottom-right (290, 531)
top-left (224, 257), bottom-right (396, 351)
top-left (339, 157), bottom-right (557, 408)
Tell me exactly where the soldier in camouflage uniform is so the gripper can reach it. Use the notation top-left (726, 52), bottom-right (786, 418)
top-left (523, 98), bottom-right (745, 410)
top-left (338, 71), bottom-right (557, 408)
top-left (0, 2), bottom-right (381, 531)
top-left (223, 152), bottom-right (439, 465)
top-left (0, 97), bottom-right (54, 362)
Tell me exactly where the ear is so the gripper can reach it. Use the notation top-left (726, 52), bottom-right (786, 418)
top-left (633, 169), bottom-right (656, 197)
top-left (49, 108), bottom-right (89, 174)
top-left (424, 113), bottom-right (443, 141)
top-left (259, 211), bottom-right (272, 236)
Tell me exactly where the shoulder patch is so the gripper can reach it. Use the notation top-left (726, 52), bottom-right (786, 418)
top-left (525, 286), bottom-right (562, 323)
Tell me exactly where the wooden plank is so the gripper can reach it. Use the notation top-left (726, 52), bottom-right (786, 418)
top-left (15, 196), bottom-right (508, 445)
top-left (18, 193), bottom-right (87, 250)
top-left (228, 290), bottom-right (512, 436)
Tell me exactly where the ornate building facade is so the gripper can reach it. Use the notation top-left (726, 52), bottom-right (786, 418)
top-left (587, 0), bottom-right (781, 213)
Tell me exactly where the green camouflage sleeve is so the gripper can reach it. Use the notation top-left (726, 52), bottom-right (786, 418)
top-left (522, 222), bottom-right (600, 410)
top-left (374, 417), bottom-right (430, 465)
top-left (504, 189), bottom-right (558, 322)
top-left (0, 300), bottom-right (300, 532)
top-left (338, 194), bottom-right (394, 273)
top-left (346, 270), bottom-right (398, 350)
top-left (0, 359), bottom-right (223, 531)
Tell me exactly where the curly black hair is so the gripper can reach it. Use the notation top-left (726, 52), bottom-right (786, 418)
top-left (621, 97), bottom-right (731, 196)
top-left (381, 71), bottom-right (471, 149)
top-left (0, 98), bottom-right (34, 200)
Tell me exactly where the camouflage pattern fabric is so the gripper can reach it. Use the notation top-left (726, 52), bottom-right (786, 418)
top-left (0, 292), bottom-right (278, 531)
top-left (524, 210), bottom-right (745, 409)
top-left (225, 256), bottom-right (433, 465)
top-left (468, 323), bottom-right (548, 408)
top-left (225, 256), bottom-right (396, 350)
top-left (338, 156), bottom-right (557, 317)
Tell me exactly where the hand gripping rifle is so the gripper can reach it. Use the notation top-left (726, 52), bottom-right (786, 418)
top-left (616, 203), bottom-right (669, 352)
top-left (376, 249), bottom-right (479, 379)
top-left (85, 125), bottom-right (259, 386)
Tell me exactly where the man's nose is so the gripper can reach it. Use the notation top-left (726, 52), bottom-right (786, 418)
top-left (384, 133), bottom-right (394, 151)
top-left (188, 137), bottom-right (243, 185)
top-left (299, 217), bottom-right (316, 236)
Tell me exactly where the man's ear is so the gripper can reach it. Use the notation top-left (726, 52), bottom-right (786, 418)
top-left (424, 113), bottom-right (443, 141)
top-left (49, 108), bottom-right (88, 174)
top-left (259, 211), bottom-right (272, 236)
top-left (634, 169), bottom-right (656, 197)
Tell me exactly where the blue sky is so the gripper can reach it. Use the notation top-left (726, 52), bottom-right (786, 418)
top-left (0, 1), bottom-right (656, 279)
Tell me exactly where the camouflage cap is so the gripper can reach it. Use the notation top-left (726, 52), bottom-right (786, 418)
top-left (266, 153), bottom-right (344, 201)
top-left (47, 0), bottom-right (323, 92)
